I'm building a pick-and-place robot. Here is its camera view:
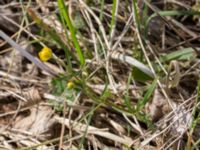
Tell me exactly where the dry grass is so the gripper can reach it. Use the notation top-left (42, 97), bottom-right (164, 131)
top-left (0, 0), bottom-right (200, 150)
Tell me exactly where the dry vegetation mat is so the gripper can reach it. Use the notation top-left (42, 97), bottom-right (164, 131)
top-left (0, 0), bottom-right (200, 149)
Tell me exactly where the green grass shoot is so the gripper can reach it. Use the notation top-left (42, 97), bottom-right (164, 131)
top-left (57, 0), bottom-right (85, 66)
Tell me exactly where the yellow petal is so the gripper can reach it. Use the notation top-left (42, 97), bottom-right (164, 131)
top-left (38, 47), bottom-right (52, 62)
top-left (67, 81), bottom-right (75, 89)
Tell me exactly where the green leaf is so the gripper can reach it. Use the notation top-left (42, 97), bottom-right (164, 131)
top-left (132, 67), bottom-right (154, 82)
top-left (73, 12), bottom-right (86, 30)
top-left (160, 48), bottom-right (197, 62)
top-left (51, 76), bottom-right (67, 95)
top-left (137, 79), bottom-right (157, 111)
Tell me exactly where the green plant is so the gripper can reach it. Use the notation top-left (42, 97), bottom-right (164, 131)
top-left (57, 0), bottom-right (85, 66)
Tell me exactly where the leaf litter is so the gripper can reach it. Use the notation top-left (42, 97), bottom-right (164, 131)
top-left (0, 0), bottom-right (200, 150)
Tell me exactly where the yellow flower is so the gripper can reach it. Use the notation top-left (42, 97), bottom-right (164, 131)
top-left (67, 81), bottom-right (75, 89)
top-left (38, 46), bottom-right (52, 62)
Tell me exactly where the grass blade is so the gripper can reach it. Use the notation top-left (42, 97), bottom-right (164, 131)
top-left (109, 0), bottom-right (118, 44)
top-left (160, 47), bottom-right (199, 62)
top-left (57, 0), bottom-right (85, 66)
top-left (137, 79), bottom-right (157, 111)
